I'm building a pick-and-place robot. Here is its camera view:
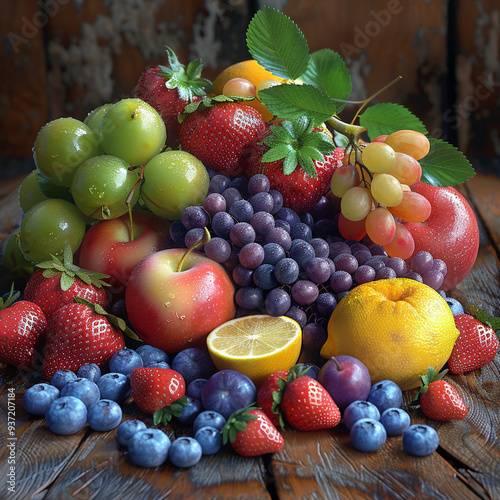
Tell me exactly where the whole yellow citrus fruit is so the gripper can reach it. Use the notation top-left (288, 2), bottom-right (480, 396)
top-left (321, 279), bottom-right (460, 391)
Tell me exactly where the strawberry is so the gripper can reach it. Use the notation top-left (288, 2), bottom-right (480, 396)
top-left (23, 246), bottom-right (109, 320)
top-left (179, 98), bottom-right (266, 176)
top-left (0, 287), bottom-right (47, 370)
top-left (41, 299), bottom-right (125, 380)
top-left (222, 404), bottom-right (284, 457)
top-left (414, 367), bottom-right (468, 421)
top-left (135, 46), bottom-right (211, 149)
top-left (130, 367), bottom-right (186, 423)
top-left (246, 117), bottom-right (344, 213)
top-left (256, 369), bottom-right (289, 427)
top-left (448, 308), bottom-right (500, 374)
top-left (278, 373), bottom-right (341, 431)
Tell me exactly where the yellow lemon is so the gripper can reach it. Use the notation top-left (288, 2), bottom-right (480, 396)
top-left (207, 314), bottom-right (302, 387)
top-left (321, 279), bottom-right (460, 391)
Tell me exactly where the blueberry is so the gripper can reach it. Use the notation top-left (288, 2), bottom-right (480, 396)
top-left (168, 437), bottom-right (203, 468)
top-left (60, 378), bottom-right (100, 407)
top-left (87, 400), bottom-right (123, 431)
top-left (403, 424), bottom-right (439, 456)
top-left (297, 363), bottom-right (320, 380)
top-left (343, 400), bottom-right (380, 430)
top-left (23, 383), bottom-right (59, 416)
top-left (128, 429), bottom-right (171, 468)
top-left (45, 396), bottom-right (87, 435)
top-left (136, 344), bottom-right (169, 366)
top-left (367, 380), bottom-right (403, 413)
top-left (350, 418), bottom-right (387, 452)
top-left (109, 349), bottom-right (143, 375)
top-left (445, 297), bottom-right (464, 316)
top-left (116, 419), bottom-right (147, 448)
top-left (144, 361), bottom-right (171, 370)
top-left (77, 363), bottom-right (101, 383)
top-left (96, 373), bottom-right (131, 404)
top-left (177, 397), bottom-right (203, 426)
top-left (50, 369), bottom-right (77, 390)
top-left (193, 410), bottom-right (227, 435)
top-left (171, 348), bottom-right (217, 386)
top-left (194, 426), bottom-right (223, 455)
top-left (186, 378), bottom-right (208, 400)
top-left (380, 408), bottom-right (411, 436)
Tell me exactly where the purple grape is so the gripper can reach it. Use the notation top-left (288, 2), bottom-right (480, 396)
top-left (229, 176), bottom-right (249, 199)
top-left (222, 187), bottom-right (243, 208)
top-left (229, 199), bottom-right (254, 223)
top-left (248, 174), bottom-right (270, 195)
top-left (376, 267), bottom-right (397, 280)
top-left (222, 248), bottom-right (240, 274)
top-left (169, 219), bottom-right (188, 247)
top-left (309, 238), bottom-right (330, 258)
top-left (329, 241), bottom-right (351, 258)
top-left (202, 193), bottom-right (227, 217)
top-left (410, 251), bottom-right (434, 275)
top-left (350, 243), bottom-right (370, 255)
top-left (235, 287), bottom-right (264, 310)
top-left (209, 174), bottom-right (231, 194)
top-left (289, 239), bottom-right (315, 270)
top-left (232, 264), bottom-right (254, 287)
top-left (291, 280), bottom-right (319, 305)
top-left (181, 205), bottom-right (209, 230)
top-left (185, 228), bottom-right (206, 250)
top-left (238, 242), bottom-right (265, 269)
top-left (306, 257), bottom-right (333, 284)
top-left (212, 211), bottom-right (234, 239)
top-left (253, 264), bottom-right (278, 290)
top-left (285, 306), bottom-right (308, 328)
top-left (262, 243), bottom-right (286, 266)
top-left (354, 265), bottom-right (376, 284)
top-left (203, 237), bottom-right (231, 263)
top-left (274, 220), bottom-right (291, 233)
top-left (313, 219), bottom-right (337, 240)
top-left (404, 271), bottom-right (423, 283)
top-left (385, 257), bottom-right (407, 277)
top-left (269, 190), bottom-right (283, 214)
top-left (369, 244), bottom-right (388, 256)
top-left (250, 211), bottom-right (275, 236)
top-left (265, 288), bottom-right (292, 316)
top-left (353, 249), bottom-right (372, 265)
top-left (274, 257), bottom-right (300, 285)
top-left (333, 253), bottom-right (359, 274)
top-left (275, 207), bottom-right (301, 226)
top-left (266, 227), bottom-right (292, 251)
top-left (316, 292), bottom-right (337, 316)
top-left (230, 222), bottom-right (256, 247)
top-left (330, 270), bottom-right (353, 292)
top-left (430, 258), bottom-right (447, 276)
top-left (364, 257), bottom-right (387, 272)
top-left (300, 212), bottom-right (314, 229)
top-left (310, 196), bottom-right (334, 220)
top-left (290, 223), bottom-right (313, 241)
top-left (422, 270), bottom-right (444, 289)
top-left (302, 323), bottom-right (327, 352)
top-left (249, 192), bottom-right (274, 213)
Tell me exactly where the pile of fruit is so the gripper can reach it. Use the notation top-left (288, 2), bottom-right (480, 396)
top-left (1, 6), bottom-right (499, 468)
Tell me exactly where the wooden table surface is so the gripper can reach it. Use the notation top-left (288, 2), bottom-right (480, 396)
top-left (0, 170), bottom-right (499, 500)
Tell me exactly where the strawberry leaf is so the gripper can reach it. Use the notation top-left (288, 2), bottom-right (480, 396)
top-left (246, 6), bottom-right (309, 81)
top-left (0, 283), bottom-right (20, 310)
top-left (59, 273), bottom-right (74, 292)
top-left (359, 102), bottom-right (427, 140)
top-left (301, 48), bottom-right (352, 112)
top-left (283, 151), bottom-right (299, 175)
top-left (153, 396), bottom-right (190, 426)
top-left (419, 138), bottom-right (475, 187)
top-left (470, 305), bottom-right (500, 332)
top-left (222, 404), bottom-right (258, 444)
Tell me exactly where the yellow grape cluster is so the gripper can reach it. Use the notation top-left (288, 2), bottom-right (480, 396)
top-left (330, 130), bottom-right (431, 259)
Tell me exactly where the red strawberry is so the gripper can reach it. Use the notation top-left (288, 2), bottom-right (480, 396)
top-left (0, 288), bottom-right (47, 370)
top-left (415, 367), bottom-right (468, 421)
top-left (246, 117), bottom-right (344, 213)
top-left (41, 300), bottom-right (125, 380)
top-left (448, 310), bottom-right (500, 374)
top-left (179, 99), bottom-right (266, 176)
top-left (280, 375), bottom-right (341, 431)
top-left (130, 367), bottom-right (186, 421)
top-left (24, 246), bottom-right (109, 320)
top-left (257, 369), bottom-right (289, 427)
top-left (222, 405), bottom-right (284, 457)
top-left (135, 46), bottom-right (211, 149)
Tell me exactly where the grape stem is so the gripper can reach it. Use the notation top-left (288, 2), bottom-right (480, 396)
top-left (176, 227), bottom-right (211, 273)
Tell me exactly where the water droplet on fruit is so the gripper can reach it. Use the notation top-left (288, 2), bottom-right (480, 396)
top-left (169, 294), bottom-right (175, 299)
top-left (165, 302), bottom-right (171, 307)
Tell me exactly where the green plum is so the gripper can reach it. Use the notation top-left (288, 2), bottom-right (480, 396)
top-left (18, 170), bottom-right (49, 214)
top-left (2, 230), bottom-right (35, 278)
top-left (33, 117), bottom-right (102, 187)
top-left (18, 199), bottom-right (86, 264)
top-left (71, 155), bottom-right (140, 220)
top-left (141, 151), bottom-right (210, 220)
top-left (84, 103), bottom-right (113, 135)
top-left (100, 98), bottom-right (166, 167)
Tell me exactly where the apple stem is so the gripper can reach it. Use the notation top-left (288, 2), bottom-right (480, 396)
top-left (331, 357), bottom-right (343, 371)
top-left (125, 165), bottom-right (147, 242)
top-left (176, 227), bottom-right (211, 273)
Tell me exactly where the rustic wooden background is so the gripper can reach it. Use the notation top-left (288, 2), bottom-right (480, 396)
top-left (1, 0), bottom-right (499, 174)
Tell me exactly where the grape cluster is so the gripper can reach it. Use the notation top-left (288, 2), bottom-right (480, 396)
top-left (172, 170), bottom-right (448, 354)
top-left (332, 130), bottom-right (431, 260)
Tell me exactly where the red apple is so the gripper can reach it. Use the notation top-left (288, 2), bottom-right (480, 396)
top-left (125, 248), bottom-right (236, 354)
top-left (78, 211), bottom-right (172, 295)
top-left (404, 181), bottom-right (479, 290)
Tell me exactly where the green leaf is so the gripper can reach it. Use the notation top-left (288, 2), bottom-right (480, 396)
top-left (246, 6), bottom-right (309, 80)
top-left (261, 144), bottom-right (293, 162)
top-left (36, 173), bottom-right (74, 203)
top-left (297, 152), bottom-right (316, 177)
top-left (359, 103), bottom-right (428, 140)
top-left (419, 138), bottom-right (476, 187)
top-left (283, 151), bottom-right (299, 175)
top-left (59, 273), bottom-right (74, 291)
top-left (259, 83), bottom-right (336, 126)
top-left (301, 49), bottom-right (352, 112)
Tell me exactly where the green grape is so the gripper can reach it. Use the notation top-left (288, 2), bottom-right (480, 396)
top-left (100, 98), bottom-right (166, 167)
top-left (365, 207), bottom-right (396, 245)
top-left (71, 155), bottom-right (140, 220)
top-left (384, 130), bottom-right (430, 161)
top-left (141, 150), bottom-right (209, 220)
top-left (370, 173), bottom-right (404, 207)
top-left (386, 152), bottom-right (422, 185)
top-left (18, 170), bottom-right (49, 214)
top-left (340, 186), bottom-right (372, 221)
top-left (18, 199), bottom-right (86, 264)
top-left (2, 230), bottom-right (35, 278)
top-left (362, 142), bottom-right (396, 174)
top-left (84, 103), bottom-right (113, 135)
top-left (330, 164), bottom-right (360, 197)
top-left (33, 117), bottom-right (103, 187)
